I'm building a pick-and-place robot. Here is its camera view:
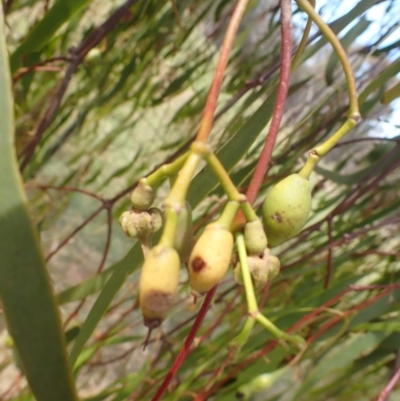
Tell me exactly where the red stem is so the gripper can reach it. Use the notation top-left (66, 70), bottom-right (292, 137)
top-left (245, 0), bottom-right (292, 205)
top-left (149, 286), bottom-right (217, 401)
top-left (377, 364), bottom-right (400, 401)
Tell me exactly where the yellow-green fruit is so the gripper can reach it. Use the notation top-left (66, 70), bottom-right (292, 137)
top-left (188, 223), bottom-right (234, 294)
top-left (262, 174), bottom-right (311, 247)
top-left (174, 201), bottom-right (195, 263)
top-left (139, 245), bottom-right (180, 328)
top-left (244, 218), bottom-right (268, 255)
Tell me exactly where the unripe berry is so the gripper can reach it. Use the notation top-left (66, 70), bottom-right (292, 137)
top-left (188, 223), bottom-right (234, 294)
top-left (262, 174), bottom-right (311, 247)
top-left (243, 218), bottom-right (268, 255)
top-left (139, 245), bottom-right (180, 328)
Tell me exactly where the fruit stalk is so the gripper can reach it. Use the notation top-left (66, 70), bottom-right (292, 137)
top-left (296, 0), bottom-right (360, 178)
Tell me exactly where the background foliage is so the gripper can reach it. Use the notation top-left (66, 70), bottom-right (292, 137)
top-left (1, 0), bottom-right (400, 400)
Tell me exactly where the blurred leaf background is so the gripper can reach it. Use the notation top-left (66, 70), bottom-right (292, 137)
top-left (1, 0), bottom-right (400, 400)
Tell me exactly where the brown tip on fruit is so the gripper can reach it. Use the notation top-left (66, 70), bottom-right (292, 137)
top-left (143, 290), bottom-right (174, 313)
top-left (191, 256), bottom-right (206, 272)
top-left (143, 317), bottom-right (162, 330)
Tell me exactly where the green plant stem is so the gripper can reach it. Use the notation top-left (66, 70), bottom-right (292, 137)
top-left (196, 0), bottom-right (250, 143)
top-left (296, 0), bottom-right (360, 178)
top-left (244, 0), bottom-right (293, 206)
top-left (160, 145), bottom-right (207, 247)
top-left (144, 151), bottom-right (189, 187)
top-left (234, 234), bottom-right (305, 347)
top-left (295, 0), bottom-right (360, 119)
top-left (291, 0), bottom-right (315, 69)
top-left (206, 152), bottom-right (258, 222)
top-left (299, 118), bottom-right (358, 178)
top-left (216, 201), bottom-right (240, 230)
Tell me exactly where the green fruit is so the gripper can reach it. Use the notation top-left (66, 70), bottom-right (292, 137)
top-left (243, 218), bottom-right (267, 255)
top-left (262, 174), bottom-right (311, 247)
top-left (174, 201), bottom-right (194, 263)
top-left (130, 180), bottom-right (156, 211)
top-left (188, 223), bottom-right (234, 294)
top-left (139, 245), bottom-right (180, 328)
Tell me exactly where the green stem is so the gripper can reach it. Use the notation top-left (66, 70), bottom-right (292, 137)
top-left (235, 233), bottom-right (305, 348)
top-left (160, 142), bottom-right (211, 247)
top-left (314, 118), bottom-right (358, 157)
top-left (206, 152), bottom-right (258, 222)
top-left (295, 0), bottom-right (360, 119)
top-left (236, 233), bottom-right (258, 313)
top-left (144, 151), bottom-right (189, 187)
top-left (216, 201), bottom-right (240, 230)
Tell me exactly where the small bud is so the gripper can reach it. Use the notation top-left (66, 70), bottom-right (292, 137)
top-left (188, 223), bottom-right (234, 294)
top-left (139, 245), bottom-right (180, 328)
top-left (243, 218), bottom-right (268, 255)
top-left (233, 249), bottom-right (280, 288)
top-left (130, 181), bottom-right (156, 211)
top-left (119, 208), bottom-right (162, 240)
top-left (148, 207), bottom-right (163, 233)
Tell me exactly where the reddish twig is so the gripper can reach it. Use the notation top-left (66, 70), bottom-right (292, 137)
top-left (19, 0), bottom-right (139, 172)
top-left (36, 184), bottom-right (104, 202)
top-left (45, 205), bottom-right (103, 261)
top-left (324, 217), bottom-right (333, 289)
top-left (245, 0), bottom-right (292, 205)
top-left (377, 365), bottom-right (400, 401)
top-left (149, 286), bottom-right (217, 401)
top-left (12, 56), bottom-right (72, 82)
top-left (196, 0), bottom-right (250, 143)
top-left (282, 216), bottom-right (400, 272)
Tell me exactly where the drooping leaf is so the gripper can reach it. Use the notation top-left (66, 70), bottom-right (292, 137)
top-left (0, 9), bottom-right (77, 401)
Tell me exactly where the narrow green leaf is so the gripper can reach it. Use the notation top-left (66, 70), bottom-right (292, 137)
top-left (69, 243), bottom-right (143, 366)
top-left (359, 58), bottom-right (400, 105)
top-left (381, 80), bottom-right (400, 104)
top-left (0, 10), bottom-right (77, 401)
top-left (299, 0), bottom-right (378, 65)
top-left (57, 263), bottom-right (119, 304)
top-left (10, 0), bottom-right (91, 72)
top-left (296, 332), bottom-right (387, 397)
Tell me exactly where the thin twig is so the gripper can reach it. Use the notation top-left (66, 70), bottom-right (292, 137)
top-left (245, 0), bottom-right (292, 205)
top-left (324, 217), bottom-right (333, 289)
top-left (45, 205), bottom-right (103, 261)
top-left (196, 0), bottom-right (250, 143)
top-left (19, 0), bottom-right (139, 172)
top-left (377, 365), bottom-right (400, 401)
top-left (150, 287), bottom-right (217, 401)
